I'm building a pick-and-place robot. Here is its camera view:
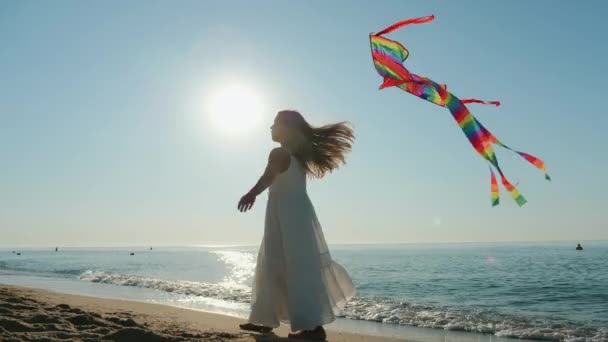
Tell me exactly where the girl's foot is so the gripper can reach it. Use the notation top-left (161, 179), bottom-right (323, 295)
top-left (288, 326), bottom-right (327, 341)
top-left (239, 322), bottom-right (273, 333)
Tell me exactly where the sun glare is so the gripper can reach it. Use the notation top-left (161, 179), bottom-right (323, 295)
top-left (206, 84), bottom-right (265, 137)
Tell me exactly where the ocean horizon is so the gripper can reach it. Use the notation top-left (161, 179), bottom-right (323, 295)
top-left (3, 239), bottom-right (606, 249)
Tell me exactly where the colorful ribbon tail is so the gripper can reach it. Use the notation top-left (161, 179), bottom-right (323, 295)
top-left (461, 99), bottom-right (501, 107)
top-left (490, 167), bottom-right (499, 207)
top-left (500, 174), bottom-right (527, 207)
top-left (476, 120), bottom-right (551, 182)
top-left (516, 151), bottom-right (551, 181)
top-left (374, 15), bottom-right (435, 36)
top-left (494, 144), bottom-right (551, 182)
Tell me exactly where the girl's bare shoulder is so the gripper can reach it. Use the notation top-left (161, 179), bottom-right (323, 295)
top-left (268, 147), bottom-right (291, 170)
top-left (269, 147), bottom-right (290, 159)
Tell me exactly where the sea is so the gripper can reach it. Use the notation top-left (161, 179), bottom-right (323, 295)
top-left (1, 241), bottom-right (606, 342)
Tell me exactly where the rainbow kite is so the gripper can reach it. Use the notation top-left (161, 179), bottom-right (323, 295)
top-left (370, 15), bottom-right (550, 206)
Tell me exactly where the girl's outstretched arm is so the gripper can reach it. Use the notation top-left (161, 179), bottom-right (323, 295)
top-left (237, 148), bottom-right (290, 212)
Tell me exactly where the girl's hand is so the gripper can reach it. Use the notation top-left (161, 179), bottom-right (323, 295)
top-left (238, 192), bottom-right (256, 212)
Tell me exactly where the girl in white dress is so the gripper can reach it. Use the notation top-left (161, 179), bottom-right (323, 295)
top-left (237, 110), bottom-right (356, 340)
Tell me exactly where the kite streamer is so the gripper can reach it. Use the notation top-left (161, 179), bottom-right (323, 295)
top-left (490, 168), bottom-right (499, 207)
top-left (370, 15), bottom-right (550, 206)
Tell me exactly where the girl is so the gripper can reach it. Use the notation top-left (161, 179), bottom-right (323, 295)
top-left (237, 110), bottom-right (356, 340)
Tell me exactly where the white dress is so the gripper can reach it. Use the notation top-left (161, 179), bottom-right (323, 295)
top-left (248, 155), bottom-right (356, 331)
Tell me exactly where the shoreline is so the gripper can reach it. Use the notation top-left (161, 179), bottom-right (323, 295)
top-left (0, 283), bottom-right (539, 342)
top-left (0, 284), bottom-right (401, 342)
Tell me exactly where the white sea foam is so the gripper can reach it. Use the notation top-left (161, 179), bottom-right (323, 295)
top-left (78, 271), bottom-right (251, 303)
top-left (339, 297), bottom-right (607, 341)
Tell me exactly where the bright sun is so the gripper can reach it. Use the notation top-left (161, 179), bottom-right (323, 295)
top-left (206, 84), bottom-right (265, 137)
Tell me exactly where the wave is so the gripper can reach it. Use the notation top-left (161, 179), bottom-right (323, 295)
top-left (78, 271), bottom-right (251, 303)
top-left (340, 297), bottom-right (607, 342)
top-left (75, 270), bottom-right (606, 341)
top-left (0, 261), bottom-right (84, 276)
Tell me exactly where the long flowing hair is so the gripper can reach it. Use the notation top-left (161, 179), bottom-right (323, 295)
top-left (276, 110), bottom-right (355, 178)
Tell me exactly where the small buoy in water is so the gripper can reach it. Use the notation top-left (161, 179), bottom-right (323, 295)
top-left (150, 247), bottom-right (152, 250)
top-left (16, 252), bottom-right (21, 256)
top-left (576, 243), bottom-right (583, 251)
top-left (130, 252), bottom-right (135, 256)
top-left (55, 247), bottom-right (58, 252)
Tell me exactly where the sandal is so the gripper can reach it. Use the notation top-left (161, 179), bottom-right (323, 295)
top-left (239, 322), bottom-right (273, 333)
top-left (288, 326), bottom-right (327, 341)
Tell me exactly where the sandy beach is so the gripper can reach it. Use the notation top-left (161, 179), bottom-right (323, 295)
top-left (0, 284), bottom-right (402, 342)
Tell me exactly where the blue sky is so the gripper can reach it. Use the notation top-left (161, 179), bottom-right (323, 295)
top-left (1, 0), bottom-right (607, 247)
